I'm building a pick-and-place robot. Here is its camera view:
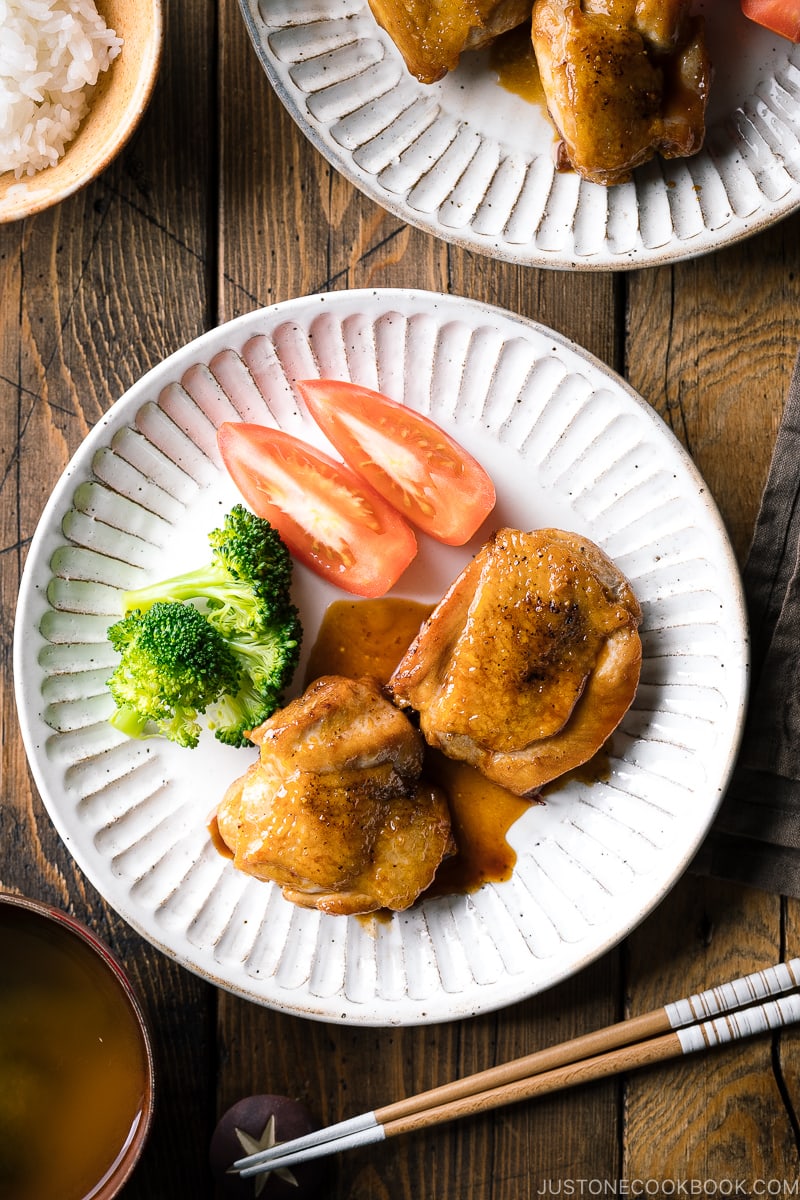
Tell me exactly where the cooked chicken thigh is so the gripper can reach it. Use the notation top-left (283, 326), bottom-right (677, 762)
top-left (368, 0), bottom-right (532, 83)
top-left (215, 675), bottom-right (453, 915)
top-left (388, 529), bottom-right (642, 796)
top-left (531, 0), bottom-right (710, 185)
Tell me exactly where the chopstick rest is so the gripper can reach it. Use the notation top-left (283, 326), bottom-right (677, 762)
top-left (233, 958), bottom-right (800, 1179)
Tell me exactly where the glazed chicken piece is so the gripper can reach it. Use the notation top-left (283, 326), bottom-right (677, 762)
top-left (368, 0), bottom-right (532, 83)
top-left (388, 529), bottom-right (642, 796)
top-left (531, 0), bottom-right (711, 185)
top-left (215, 675), bottom-right (453, 915)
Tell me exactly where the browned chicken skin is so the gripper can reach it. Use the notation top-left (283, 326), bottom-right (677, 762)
top-left (215, 675), bottom-right (453, 915)
top-left (367, 0), bottom-right (532, 83)
top-left (531, 0), bottom-right (710, 185)
top-left (388, 529), bottom-right (642, 796)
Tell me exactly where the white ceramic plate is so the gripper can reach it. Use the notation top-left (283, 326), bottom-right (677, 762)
top-left (239, 0), bottom-right (800, 269)
top-left (14, 289), bottom-right (747, 1025)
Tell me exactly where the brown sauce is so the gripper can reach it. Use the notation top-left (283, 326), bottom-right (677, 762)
top-left (0, 905), bottom-right (150, 1200)
top-left (305, 597), bottom-right (538, 897)
top-left (489, 23), bottom-right (547, 110)
top-left (207, 811), bottom-right (233, 859)
top-left (304, 597), bottom-right (433, 686)
top-left (541, 741), bottom-right (613, 795)
top-left (423, 750), bottom-right (536, 896)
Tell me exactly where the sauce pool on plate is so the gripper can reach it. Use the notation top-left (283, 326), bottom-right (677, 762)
top-left (424, 750), bottom-right (534, 895)
top-left (304, 596), bottom-right (433, 685)
top-left (490, 23), bottom-right (548, 109)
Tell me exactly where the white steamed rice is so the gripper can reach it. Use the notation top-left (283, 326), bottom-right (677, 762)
top-left (0, 0), bottom-right (122, 179)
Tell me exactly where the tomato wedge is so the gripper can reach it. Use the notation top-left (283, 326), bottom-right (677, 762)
top-left (295, 379), bottom-right (496, 546)
top-left (741, 0), bottom-right (800, 39)
top-left (217, 422), bottom-right (417, 598)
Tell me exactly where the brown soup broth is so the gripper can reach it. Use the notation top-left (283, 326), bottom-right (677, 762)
top-left (0, 905), bottom-right (149, 1200)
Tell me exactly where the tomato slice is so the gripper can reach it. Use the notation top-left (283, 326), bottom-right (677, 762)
top-left (295, 379), bottom-right (496, 547)
top-left (741, 0), bottom-right (800, 38)
top-left (217, 422), bottom-right (417, 598)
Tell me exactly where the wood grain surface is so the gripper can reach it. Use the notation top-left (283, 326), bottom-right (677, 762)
top-left (2, 2), bottom-right (800, 1196)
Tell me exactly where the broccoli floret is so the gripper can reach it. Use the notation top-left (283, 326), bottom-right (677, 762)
top-left (208, 609), bottom-right (302, 748)
top-left (107, 602), bottom-right (241, 749)
top-left (122, 504), bottom-right (293, 634)
top-left (107, 507), bottom-right (303, 749)
top-left (208, 609), bottom-right (302, 747)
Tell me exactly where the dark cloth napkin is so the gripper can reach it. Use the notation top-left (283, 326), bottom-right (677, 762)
top-left (693, 350), bottom-right (800, 896)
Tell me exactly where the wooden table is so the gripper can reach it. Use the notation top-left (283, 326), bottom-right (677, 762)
top-left (3, 4), bottom-right (800, 1195)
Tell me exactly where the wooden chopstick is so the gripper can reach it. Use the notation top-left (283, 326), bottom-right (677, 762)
top-left (233, 958), bottom-right (800, 1179)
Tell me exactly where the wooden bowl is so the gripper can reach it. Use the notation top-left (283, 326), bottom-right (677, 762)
top-left (0, 891), bottom-right (156, 1199)
top-left (0, 0), bottom-right (163, 223)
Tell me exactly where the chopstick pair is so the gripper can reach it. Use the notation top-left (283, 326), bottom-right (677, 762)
top-left (233, 958), bottom-right (800, 1180)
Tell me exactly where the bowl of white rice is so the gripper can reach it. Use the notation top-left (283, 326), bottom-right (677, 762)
top-left (0, 0), bottom-right (163, 223)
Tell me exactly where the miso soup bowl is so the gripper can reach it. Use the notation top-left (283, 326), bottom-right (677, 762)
top-left (0, 891), bottom-right (156, 1200)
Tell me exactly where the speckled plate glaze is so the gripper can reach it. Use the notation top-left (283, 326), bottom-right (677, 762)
top-left (14, 290), bottom-right (748, 1025)
top-left (239, 0), bottom-right (800, 269)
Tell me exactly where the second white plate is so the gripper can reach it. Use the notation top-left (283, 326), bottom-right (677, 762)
top-left (14, 289), bottom-right (748, 1024)
top-left (240, 0), bottom-right (800, 269)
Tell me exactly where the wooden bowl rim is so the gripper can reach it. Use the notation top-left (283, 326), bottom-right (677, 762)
top-left (0, 0), bottom-right (163, 223)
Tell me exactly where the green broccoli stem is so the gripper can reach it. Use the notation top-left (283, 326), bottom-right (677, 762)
top-left (122, 564), bottom-right (250, 614)
top-left (109, 705), bottom-right (151, 739)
